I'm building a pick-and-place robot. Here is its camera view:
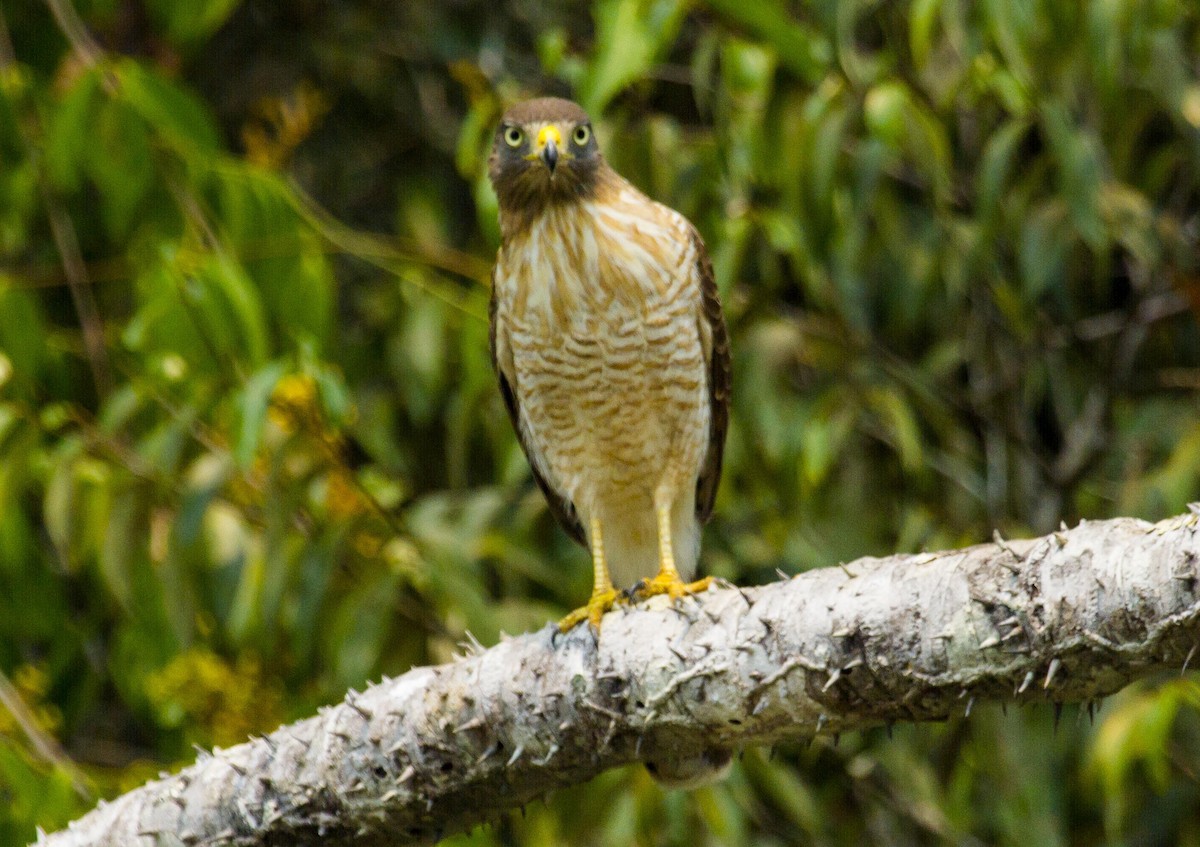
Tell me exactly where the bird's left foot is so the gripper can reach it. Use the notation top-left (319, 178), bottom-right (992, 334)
top-left (633, 572), bottom-right (714, 602)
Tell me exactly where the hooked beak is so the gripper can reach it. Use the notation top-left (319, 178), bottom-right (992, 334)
top-left (542, 137), bottom-right (558, 174)
top-left (535, 125), bottom-right (562, 176)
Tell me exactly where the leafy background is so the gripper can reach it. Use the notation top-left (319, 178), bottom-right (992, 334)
top-left (1, 0), bottom-right (1199, 844)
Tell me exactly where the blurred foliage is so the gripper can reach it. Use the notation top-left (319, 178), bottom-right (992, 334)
top-left (1, 0), bottom-right (1199, 844)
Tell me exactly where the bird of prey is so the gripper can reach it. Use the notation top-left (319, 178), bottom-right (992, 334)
top-left (488, 97), bottom-right (731, 631)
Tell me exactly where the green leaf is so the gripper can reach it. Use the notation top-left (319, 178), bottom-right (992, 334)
top-left (864, 81), bottom-right (952, 202)
top-left (910, 0), bottom-right (943, 69)
top-left (115, 60), bottom-right (221, 155)
top-left (808, 97), bottom-right (851, 218)
top-left (983, 0), bottom-right (1036, 87)
top-left (976, 119), bottom-right (1030, 217)
top-left (312, 363), bottom-right (353, 427)
top-left (234, 361), bottom-right (288, 468)
top-left (100, 482), bottom-right (142, 613)
top-left (0, 740), bottom-right (88, 841)
top-left (212, 166), bottom-right (334, 350)
top-left (326, 570), bottom-right (399, 689)
top-left (0, 279), bottom-right (51, 396)
top-left (1088, 682), bottom-right (1193, 833)
top-left (144, 0), bottom-right (242, 43)
top-left (1041, 103), bottom-right (1106, 248)
top-left (44, 66), bottom-right (103, 191)
top-left (701, 0), bottom-right (828, 81)
top-left (43, 441), bottom-right (82, 558)
top-left (201, 253), bottom-right (271, 366)
top-left (864, 82), bottom-right (907, 147)
top-left (868, 387), bottom-right (924, 472)
top-left (1018, 200), bottom-right (1071, 298)
top-left (87, 98), bottom-right (155, 238)
top-left (577, 0), bottom-right (688, 113)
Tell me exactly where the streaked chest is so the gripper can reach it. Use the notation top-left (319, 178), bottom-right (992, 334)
top-left (493, 190), bottom-right (710, 490)
top-left (493, 190), bottom-right (698, 334)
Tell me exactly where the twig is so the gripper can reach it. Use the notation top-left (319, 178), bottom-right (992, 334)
top-left (0, 669), bottom-right (91, 800)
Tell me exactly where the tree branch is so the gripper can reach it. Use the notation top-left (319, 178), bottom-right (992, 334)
top-left (39, 512), bottom-right (1200, 846)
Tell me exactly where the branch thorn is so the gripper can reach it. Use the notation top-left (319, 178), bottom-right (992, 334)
top-left (1043, 658), bottom-right (1062, 689)
top-left (506, 744), bottom-right (525, 767)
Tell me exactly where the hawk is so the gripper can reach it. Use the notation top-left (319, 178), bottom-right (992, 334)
top-left (488, 97), bottom-right (731, 630)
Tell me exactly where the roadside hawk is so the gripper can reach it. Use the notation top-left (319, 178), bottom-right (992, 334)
top-left (488, 97), bottom-right (731, 631)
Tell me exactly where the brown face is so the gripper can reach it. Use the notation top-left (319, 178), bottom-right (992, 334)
top-left (488, 98), bottom-right (602, 208)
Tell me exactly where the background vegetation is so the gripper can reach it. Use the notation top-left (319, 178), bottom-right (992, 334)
top-left (1, 0), bottom-right (1199, 844)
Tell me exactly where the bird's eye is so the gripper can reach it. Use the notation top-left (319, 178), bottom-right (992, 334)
top-left (572, 125), bottom-right (591, 146)
top-left (504, 127), bottom-right (524, 148)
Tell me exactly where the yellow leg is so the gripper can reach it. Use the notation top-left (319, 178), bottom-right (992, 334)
top-left (558, 515), bottom-right (621, 631)
top-left (634, 494), bottom-right (713, 601)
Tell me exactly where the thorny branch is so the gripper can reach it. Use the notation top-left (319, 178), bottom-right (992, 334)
top-left (40, 511), bottom-right (1200, 846)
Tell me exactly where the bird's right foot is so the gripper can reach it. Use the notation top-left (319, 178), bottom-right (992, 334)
top-left (558, 587), bottom-right (621, 632)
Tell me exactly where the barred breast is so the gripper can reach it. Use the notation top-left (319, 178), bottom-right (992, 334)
top-left (492, 181), bottom-right (710, 584)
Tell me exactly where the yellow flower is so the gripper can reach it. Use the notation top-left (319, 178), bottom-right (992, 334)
top-left (145, 649), bottom-right (283, 748)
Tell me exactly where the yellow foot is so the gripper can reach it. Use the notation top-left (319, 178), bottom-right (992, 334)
top-left (558, 587), bottom-right (621, 632)
top-left (633, 572), bottom-right (714, 602)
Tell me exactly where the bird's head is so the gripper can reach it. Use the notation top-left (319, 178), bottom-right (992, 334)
top-left (488, 97), bottom-right (603, 213)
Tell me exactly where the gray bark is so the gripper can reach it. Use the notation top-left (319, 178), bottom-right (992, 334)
top-left (39, 512), bottom-right (1200, 846)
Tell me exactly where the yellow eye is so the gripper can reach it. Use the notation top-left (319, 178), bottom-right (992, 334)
top-left (572, 125), bottom-right (591, 146)
top-left (504, 127), bottom-right (524, 148)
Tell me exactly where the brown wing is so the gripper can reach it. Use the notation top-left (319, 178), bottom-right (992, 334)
top-left (489, 272), bottom-right (588, 546)
top-left (691, 227), bottom-right (731, 524)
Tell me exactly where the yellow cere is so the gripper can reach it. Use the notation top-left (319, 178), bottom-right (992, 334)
top-left (526, 123), bottom-right (571, 161)
top-left (537, 124), bottom-right (562, 148)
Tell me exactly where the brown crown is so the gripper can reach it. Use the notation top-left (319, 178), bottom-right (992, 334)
top-left (500, 97), bottom-right (591, 127)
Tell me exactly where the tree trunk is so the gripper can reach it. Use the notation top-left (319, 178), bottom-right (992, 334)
top-left (39, 512), bottom-right (1200, 846)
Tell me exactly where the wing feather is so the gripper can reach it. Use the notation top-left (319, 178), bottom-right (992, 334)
top-left (690, 228), bottom-right (731, 524)
top-left (489, 273), bottom-right (588, 546)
